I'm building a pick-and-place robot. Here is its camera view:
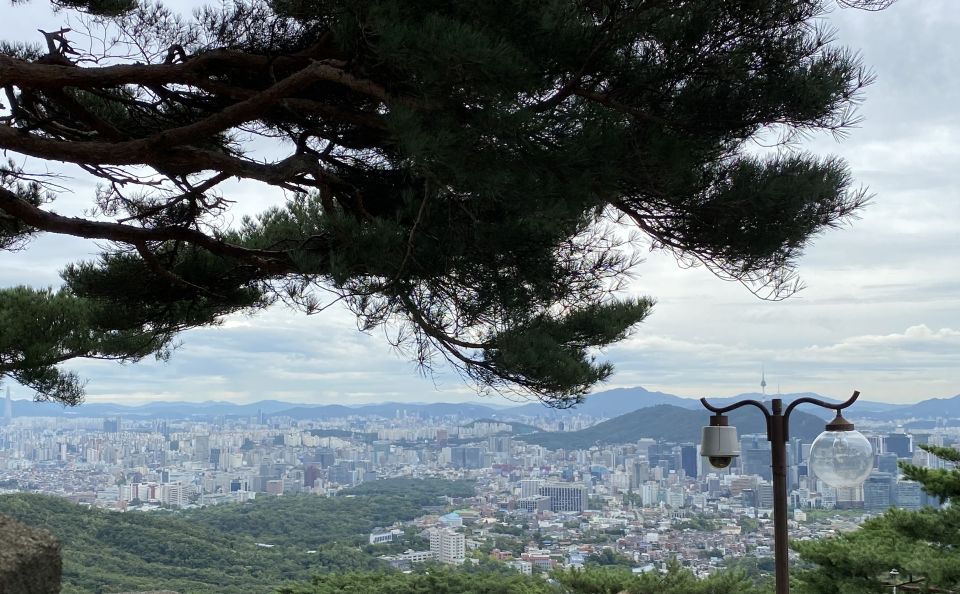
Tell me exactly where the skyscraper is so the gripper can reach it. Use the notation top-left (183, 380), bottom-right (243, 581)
top-left (2, 387), bottom-right (11, 425)
top-left (679, 444), bottom-right (698, 479)
top-left (885, 433), bottom-right (912, 458)
top-left (740, 434), bottom-right (773, 481)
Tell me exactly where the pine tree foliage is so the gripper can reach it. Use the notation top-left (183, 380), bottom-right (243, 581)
top-left (795, 445), bottom-right (960, 594)
top-left (0, 285), bottom-right (183, 403)
top-left (0, 0), bottom-right (889, 404)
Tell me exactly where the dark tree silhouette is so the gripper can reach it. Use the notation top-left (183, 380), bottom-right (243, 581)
top-left (0, 0), bottom-right (891, 404)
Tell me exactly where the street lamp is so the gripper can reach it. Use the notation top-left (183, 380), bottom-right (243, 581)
top-left (699, 390), bottom-right (872, 594)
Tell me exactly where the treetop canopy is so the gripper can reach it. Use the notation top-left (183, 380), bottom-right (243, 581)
top-left (0, 0), bottom-right (884, 405)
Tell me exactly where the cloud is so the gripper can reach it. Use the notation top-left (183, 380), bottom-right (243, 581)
top-left (603, 324), bottom-right (960, 402)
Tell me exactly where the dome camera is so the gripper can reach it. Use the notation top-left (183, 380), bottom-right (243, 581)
top-left (707, 456), bottom-right (734, 469)
top-left (701, 414), bottom-right (740, 469)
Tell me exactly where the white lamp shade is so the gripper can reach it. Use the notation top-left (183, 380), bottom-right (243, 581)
top-left (808, 429), bottom-right (873, 488)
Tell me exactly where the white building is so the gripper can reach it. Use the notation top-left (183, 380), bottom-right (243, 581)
top-left (520, 479), bottom-right (544, 498)
top-left (538, 483), bottom-right (588, 513)
top-left (160, 483), bottom-right (188, 508)
top-left (430, 528), bottom-right (465, 565)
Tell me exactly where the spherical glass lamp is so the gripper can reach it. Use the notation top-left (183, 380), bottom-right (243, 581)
top-left (808, 411), bottom-right (873, 488)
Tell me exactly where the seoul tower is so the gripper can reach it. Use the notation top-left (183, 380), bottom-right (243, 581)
top-left (760, 366), bottom-right (767, 396)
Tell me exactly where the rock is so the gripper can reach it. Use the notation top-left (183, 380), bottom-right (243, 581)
top-left (0, 513), bottom-right (62, 594)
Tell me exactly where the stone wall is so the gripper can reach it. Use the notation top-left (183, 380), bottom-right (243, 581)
top-left (0, 513), bottom-right (61, 594)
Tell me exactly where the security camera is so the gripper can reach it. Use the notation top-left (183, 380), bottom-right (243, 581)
top-left (707, 455), bottom-right (734, 469)
top-left (701, 414), bottom-right (740, 469)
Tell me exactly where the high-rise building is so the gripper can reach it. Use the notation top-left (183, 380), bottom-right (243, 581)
top-left (161, 483), bottom-right (188, 508)
top-left (538, 483), bottom-right (588, 513)
top-left (740, 434), bottom-right (772, 481)
top-left (2, 387), bottom-right (12, 425)
top-left (757, 482), bottom-right (775, 509)
top-left (894, 480), bottom-right (923, 510)
top-left (631, 460), bottom-right (650, 488)
top-left (877, 452), bottom-right (900, 475)
top-left (430, 528), bottom-right (465, 565)
top-left (520, 479), bottom-right (544, 498)
top-left (450, 446), bottom-right (483, 469)
top-left (315, 449), bottom-right (336, 468)
top-left (863, 472), bottom-right (895, 511)
top-left (489, 436), bottom-right (512, 453)
top-left (193, 435), bottom-right (210, 463)
top-left (304, 464), bottom-right (321, 488)
top-left (885, 433), bottom-right (912, 458)
top-left (679, 444), bottom-right (698, 479)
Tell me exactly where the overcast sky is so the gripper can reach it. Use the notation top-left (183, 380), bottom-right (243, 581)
top-left (1, 1), bottom-right (958, 406)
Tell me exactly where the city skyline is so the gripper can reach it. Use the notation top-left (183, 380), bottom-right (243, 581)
top-left (1, 2), bottom-right (958, 405)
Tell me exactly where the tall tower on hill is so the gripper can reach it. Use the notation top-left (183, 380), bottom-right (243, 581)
top-left (760, 366), bottom-right (767, 395)
top-left (3, 387), bottom-right (12, 423)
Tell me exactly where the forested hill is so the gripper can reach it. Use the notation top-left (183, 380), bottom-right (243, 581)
top-left (0, 479), bottom-right (473, 594)
top-left (517, 404), bottom-right (827, 449)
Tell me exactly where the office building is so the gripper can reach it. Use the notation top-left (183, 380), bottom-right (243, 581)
top-left (740, 434), bottom-right (772, 481)
top-left (520, 479), bottom-right (544, 498)
top-left (885, 433), bottom-right (912, 458)
top-left (877, 452), bottom-right (900, 475)
top-left (863, 472), bottom-right (895, 511)
top-left (539, 483), bottom-right (588, 513)
top-left (450, 446), bottom-right (483, 469)
top-left (680, 444), bottom-right (698, 479)
top-left (895, 480), bottom-right (923, 510)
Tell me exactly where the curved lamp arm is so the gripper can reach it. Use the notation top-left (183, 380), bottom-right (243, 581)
top-left (784, 390), bottom-right (860, 422)
top-left (700, 397), bottom-right (772, 424)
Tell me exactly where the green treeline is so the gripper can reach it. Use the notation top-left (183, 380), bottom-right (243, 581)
top-left (277, 563), bottom-right (762, 594)
top-left (794, 445), bottom-right (960, 593)
top-left (0, 478), bottom-right (473, 594)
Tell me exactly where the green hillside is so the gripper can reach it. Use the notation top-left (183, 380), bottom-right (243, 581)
top-left (517, 404), bottom-right (827, 449)
top-left (0, 479), bottom-right (474, 594)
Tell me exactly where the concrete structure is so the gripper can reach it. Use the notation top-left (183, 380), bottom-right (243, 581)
top-left (520, 479), bottom-right (544, 498)
top-left (895, 480), bottom-right (923, 510)
top-left (538, 483), bottom-right (588, 513)
top-left (1, 388), bottom-right (11, 426)
top-left (369, 528), bottom-right (396, 545)
top-left (517, 495), bottom-right (551, 514)
top-left (0, 514), bottom-right (61, 594)
top-left (429, 528), bottom-right (465, 565)
top-left (863, 472), bottom-right (895, 511)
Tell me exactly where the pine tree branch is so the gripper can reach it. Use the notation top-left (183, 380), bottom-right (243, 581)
top-left (0, 186), bottom-right (291, 272)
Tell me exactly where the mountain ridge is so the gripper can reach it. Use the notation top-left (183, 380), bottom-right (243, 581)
top-left (516, 404), bottom-right (829, 449)
top-left (3, 385), bottom-right (952, 421)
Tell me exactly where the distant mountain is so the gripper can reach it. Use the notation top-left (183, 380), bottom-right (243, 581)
top-left (507, 386), bottom-right (692, 418)
top-left (858, 394), bottom-right (960, 421)
top-left (1, 385), bottom-right (923, 422)
top-left (7, 398), bottom-right (312, 419)
top-left (504, 386), bottom-right (907, 421)
top-left (271, 402), bottom-right (504, 420)
top-left (5, 398), bottom-right (505, 421)
top-left (516, 404), bottom-right (829, 450)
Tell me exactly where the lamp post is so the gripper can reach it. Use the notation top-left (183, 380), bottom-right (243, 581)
top-left (699, 390), bottom-right (873, 594)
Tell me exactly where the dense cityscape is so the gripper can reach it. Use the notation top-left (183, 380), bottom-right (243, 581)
top-left (1, 384), bottom-right (954, 581)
